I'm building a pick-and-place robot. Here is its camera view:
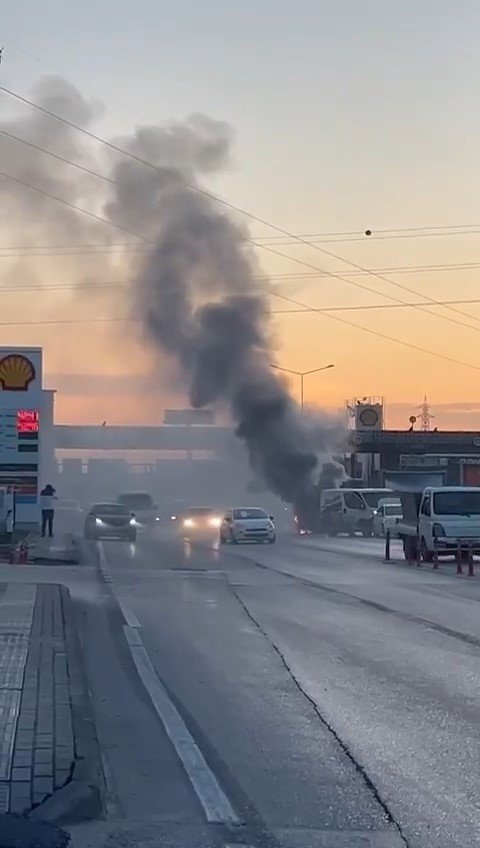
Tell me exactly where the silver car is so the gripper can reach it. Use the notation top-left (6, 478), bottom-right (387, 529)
top-left (220, 507), bottom-right (276, 544)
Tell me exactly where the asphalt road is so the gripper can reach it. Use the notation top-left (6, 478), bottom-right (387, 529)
top-left (63, 526), bottom-right (480, 848)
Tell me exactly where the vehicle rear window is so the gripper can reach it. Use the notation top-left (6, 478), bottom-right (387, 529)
top-left (233, 508), bottom-right (268, 519)
top-left (92, 504), bottom-right (128, 515)
top-left (384, 504), bottom-right (402, 516)
top-left (362, 491), bottom-right (392, 507)
top-left (118, 494), bottom-right (153, 510)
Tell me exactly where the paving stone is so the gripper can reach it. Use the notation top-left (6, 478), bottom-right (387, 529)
top-left (13, 751), bottom-right (32, 768)
top-left (34, 749), bottom-right (52, 765)
top-left (54, 768), bottom-right (70, 789)
top-left (33, 775), bottom-right (53, 804)
top-left (14, 731), bottom-right (34, 750)
top-left (8, 781), bottom-right (30, 813)
top-left (11, 767), bottom-right (31, 781)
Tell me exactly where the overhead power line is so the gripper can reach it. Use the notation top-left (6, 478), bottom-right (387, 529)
top-left (266, 288), bottom-right (480, 374)
top-left (2, 88), bottom-right (480, 366)
top-left (2, 280), bottom-right (480, 316)
top-left (2, 167), bottom-right (480, 367)
top-left (3, 137), bottom-right (480, 339)
top-left (2, 83), bottom-right (478, 331)
top-left (253, 229), bottom-right (480, 245)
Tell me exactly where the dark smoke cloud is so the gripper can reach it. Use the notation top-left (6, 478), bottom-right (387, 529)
top-left (107, 126), bottom-right (330, 504)
top-left (1, 76), bottom-right (340, 499)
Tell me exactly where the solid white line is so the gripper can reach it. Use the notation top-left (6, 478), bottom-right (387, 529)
top-left (118, 602), bottom-right (141, 628)
top-left (123, 625), bottom-right (143, 647)
top-left (126, 638), bottom-right (241, 825)
top-left (100, 541), bottom-right (240, 824)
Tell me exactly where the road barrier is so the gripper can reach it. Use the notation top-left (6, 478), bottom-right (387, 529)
top-left (384, 530), bottom-right (391, 562)
top-left (467, 544), bottom-right (475, 577)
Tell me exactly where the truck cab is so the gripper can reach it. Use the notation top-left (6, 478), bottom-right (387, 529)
top-left (398, 486), bottom-right (480, 559)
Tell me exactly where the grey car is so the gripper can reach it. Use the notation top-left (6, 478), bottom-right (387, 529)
top-left (84, 502), bottom-right (137, 541)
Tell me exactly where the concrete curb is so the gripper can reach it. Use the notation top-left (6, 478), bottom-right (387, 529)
top-left (29, 534), bottom-right (81, 565)
top-left (29, 587), bottom-right (105, 825)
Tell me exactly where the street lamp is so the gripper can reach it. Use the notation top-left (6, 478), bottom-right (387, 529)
top-left (271, 363), bottom-right (335, 411)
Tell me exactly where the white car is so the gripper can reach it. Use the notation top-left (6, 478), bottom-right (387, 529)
top-left (373, 499), bottom-right (402, 538)
top-left (220, 508), bottom-right (276, 544)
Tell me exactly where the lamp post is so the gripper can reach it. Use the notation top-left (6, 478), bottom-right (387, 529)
top-left (271, 363), bottom-right (335, 411)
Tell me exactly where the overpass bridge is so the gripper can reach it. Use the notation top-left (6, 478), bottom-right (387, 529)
top-left (54, 425), bottom-right (237, 452)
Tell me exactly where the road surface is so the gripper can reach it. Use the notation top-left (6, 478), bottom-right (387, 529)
top-left (59, 527), bottom-right (480, 847)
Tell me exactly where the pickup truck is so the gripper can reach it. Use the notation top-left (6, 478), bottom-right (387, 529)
top-left (396, 486), bottom-right (480, 561)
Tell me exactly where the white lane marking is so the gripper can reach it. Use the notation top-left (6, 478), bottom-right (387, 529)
top-left (100, 542), bottom-right (240, 825)
top-left (125, 634), bottom-right (241, 825)
top-left (119, 604), bottom-right (141, 628)
top-left (123, 625), bottom-right (143, 647)
top-left (98, 543), bottom-right (141, 627)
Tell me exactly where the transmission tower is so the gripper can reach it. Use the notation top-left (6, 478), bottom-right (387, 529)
top-left (419, 395), bottom-right (434, 432)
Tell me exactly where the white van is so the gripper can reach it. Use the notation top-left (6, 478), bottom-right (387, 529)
top-left (319, 488), bottom-right (393, 537)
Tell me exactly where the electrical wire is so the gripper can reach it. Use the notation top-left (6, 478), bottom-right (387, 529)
top-left (2, 87), bottom-right (480, 364)
top-left (2, 164), bottom-right (480, 366)
top-left (266, 288), bottom-right (480, 374)
top-left (2, 83), bottom-right (478, 330)
top-left (3, 149), bottom-right (480, 337)
top-left (2, 279), bottom-right (480, 315)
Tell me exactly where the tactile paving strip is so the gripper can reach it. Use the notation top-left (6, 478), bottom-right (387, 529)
top-left (0, 636), bottom-right (29, 689)
top-left (0, 586), bottom-right (35, 634)
top-left (0, 691), bottom-right (21, 780)
top-left (0, 783), bottom-right (10, 813)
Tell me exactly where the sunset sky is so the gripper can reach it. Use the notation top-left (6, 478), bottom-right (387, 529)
top-left (2, 0), bottom-right (480, 429)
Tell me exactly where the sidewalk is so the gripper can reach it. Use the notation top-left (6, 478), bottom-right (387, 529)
top-left (28, 534), bottom-right (80, 565)
top-left (0, 582), bottom-right (103, 820)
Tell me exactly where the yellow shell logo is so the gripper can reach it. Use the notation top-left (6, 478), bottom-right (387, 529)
top-left (0, 355), bottom-right (36, 391)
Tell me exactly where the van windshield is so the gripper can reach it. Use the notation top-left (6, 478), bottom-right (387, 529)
top-left (433, 491), bottom-right (480, 515)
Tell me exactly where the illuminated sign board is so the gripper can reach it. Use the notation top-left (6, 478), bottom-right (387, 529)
top-left (17, 410), bottom-right (39, 434)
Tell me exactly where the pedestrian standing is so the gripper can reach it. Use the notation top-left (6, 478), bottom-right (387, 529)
top-left (40, 484), bottom-right (57, 538)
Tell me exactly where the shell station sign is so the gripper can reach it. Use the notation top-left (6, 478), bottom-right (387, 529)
top-left (0, 348), bottom-right (44, 525)
top-left (0, 354), bottom-right (36, 392)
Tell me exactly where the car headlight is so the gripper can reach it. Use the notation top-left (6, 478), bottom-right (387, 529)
top-left (171, 515), bottom-right (177, 521)
top-left (129, 517), bottom-right (136, 526)
top-left (432, 523), bottom-right (446, 537)
top-left (209, 517), bottom-right (222, 528)
top-left (95, 518), bottom-right (104, 526)
top-left (155, 516), bottom-right (160, 522)
top-left (184, 518), bottom-right (194, 528)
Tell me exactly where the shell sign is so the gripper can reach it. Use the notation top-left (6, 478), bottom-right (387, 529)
top-left (0, 354), bottom-right (36, 391)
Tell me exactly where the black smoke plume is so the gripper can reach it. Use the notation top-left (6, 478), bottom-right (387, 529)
top-left (116, 132), bottom-right (325, 504)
